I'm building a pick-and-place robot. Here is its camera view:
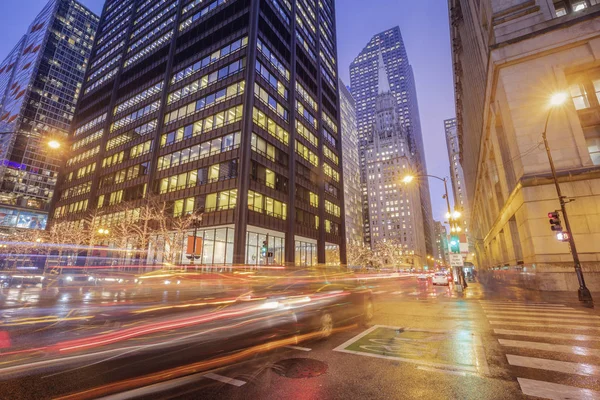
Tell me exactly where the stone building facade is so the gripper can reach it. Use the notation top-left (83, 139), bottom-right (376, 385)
top-left (449, 0), bottom-right (600, 290)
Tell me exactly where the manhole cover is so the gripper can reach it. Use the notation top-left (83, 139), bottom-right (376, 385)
top-left (272, 358), bottom-right (328, 379)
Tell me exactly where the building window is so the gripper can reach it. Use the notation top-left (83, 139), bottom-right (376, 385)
top-left (570, 82), bottom-right (591, 110)
top-left (204, 189), bottom-right (237, 212)
top-left (295, 239), bottom-right (317, 266)
top-left (246, 229), bottom-right (285, 265)
top-left (554, 0), bottom-right (590, 17)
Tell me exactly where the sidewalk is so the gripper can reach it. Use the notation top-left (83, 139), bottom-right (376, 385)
top-left (473, 277), bottom-right (599, 309)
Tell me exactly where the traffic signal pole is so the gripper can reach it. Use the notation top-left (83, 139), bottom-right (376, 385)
top-left (443, 178), bottom-right (465, 291)
top-left (542, 113), bottom-right (593, 307)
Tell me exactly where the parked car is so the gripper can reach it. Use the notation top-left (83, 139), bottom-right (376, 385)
top-left (432, 272), bottom-right (449, 286)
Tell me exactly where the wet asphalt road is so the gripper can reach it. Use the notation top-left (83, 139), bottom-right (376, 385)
top-left (1, 277), bottom-right (599, 400)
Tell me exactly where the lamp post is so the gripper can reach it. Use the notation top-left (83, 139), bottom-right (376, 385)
top-left (542, 93), bottom-right (593, 307)
top-left (186, 210), bottom-right (203, 266)
top-left (403, 173), bottom-right (467, 290)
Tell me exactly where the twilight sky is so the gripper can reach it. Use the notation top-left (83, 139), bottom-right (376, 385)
top-left (0, 0), bottom-right (456, 224)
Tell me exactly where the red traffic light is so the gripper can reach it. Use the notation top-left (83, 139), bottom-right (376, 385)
top-left (548, 211), bottom-right (562, 231)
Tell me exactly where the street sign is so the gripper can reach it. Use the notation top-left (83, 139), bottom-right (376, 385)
top-left (449, 254), bottom-right (464, 267)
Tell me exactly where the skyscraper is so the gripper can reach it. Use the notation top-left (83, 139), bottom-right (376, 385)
top-left (53, 0), bottom-right (345, 266)
top-left (339, 79), bottom-right (363, 246)
top-left (444, 118), bottom-right (468, 230)
top-left (349, 26), bottom-right (433, 257)
top-left (364, 55), bottom-right (426, 268)
top-left (0, 0), bottom-right (98, 231)
top-left (433, 220), bottom-right (449, 266)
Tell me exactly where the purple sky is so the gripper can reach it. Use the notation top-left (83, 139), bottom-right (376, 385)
top-left (0, 0), bottom-right (456, 224)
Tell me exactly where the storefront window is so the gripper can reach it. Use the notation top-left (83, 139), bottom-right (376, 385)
top-left (295, 239), bottom-right (317, 266)
top-left (246, 228), bottom-right (285, 265)
top-left (0, 208), bottom-right (47, 229)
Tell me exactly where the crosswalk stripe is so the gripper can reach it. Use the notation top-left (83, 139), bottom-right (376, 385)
top-left (372, 291), bottom-right (386, 294)
top-left (204, 373), bottom-right (246, 387)
top-left (391, 291), bottom-right (403, 294)
top-left (489, 321), bottom-right (600, 332)
top-left (494, 329), bottom-right (600, 341)
top-left (478, 301), bottom-right (558, 305)
top-left (481, 306), bottom-right (576, 312)
top-left (518, 377), bottom-right (600, 399)
top-left (499, 339), bottom-right (600, 357)
top-left (484, 310), bottom-right (594, 317)
top-left (486, 315), bottom-right (600, 324)
top-left (507, 354), bottom-right (600, 377)
top-left (479, 302), bottom-right (568, 308)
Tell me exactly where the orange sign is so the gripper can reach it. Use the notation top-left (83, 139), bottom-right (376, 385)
top-left (186, 236), bottom-right (203, 255)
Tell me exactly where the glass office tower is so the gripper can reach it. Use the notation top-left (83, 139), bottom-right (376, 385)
top-left (0, 0), bottom-right (98, 231)
top-left (53, 0), bottom-right (346, 266)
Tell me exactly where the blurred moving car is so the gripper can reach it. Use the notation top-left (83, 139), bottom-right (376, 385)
top-left (432, 272), bottom-right (449, 286)
top-left (0, 274), bottom-right (43, 288)
top-left (416, 273), bottom-right (429, 281)
top-left (245, 277), bottom-right (374, 339)
top-left (42, 267), bottom-right (96, 288)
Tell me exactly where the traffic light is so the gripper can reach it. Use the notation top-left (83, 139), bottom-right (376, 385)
top-left (548, 211), bottom-right (562, 232)
top-left (449, 235), bottom-right (460, 253)
top-left (261, 241), bottom-right (268, 257)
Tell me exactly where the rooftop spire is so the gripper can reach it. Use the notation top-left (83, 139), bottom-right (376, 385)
top-left (377, 51), bottom-right (390, 94)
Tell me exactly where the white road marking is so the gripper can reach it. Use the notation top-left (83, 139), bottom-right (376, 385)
top-left (284, 345), bottom-right (312, 352)
top-left (495, 329), bottom-right (600, 342)
top-left (336, 347), bottom-right (478, 372)
top-left (483, 309), bottom-right (590, 316)
top-left (507, 354), bottom-right (600, 376)
top-left (486, 315), bottom-right (599, 324)
top-left (499, 339), bottom-right (600, 357)
top-left (333, 325), bottom-right (478, 373)
top-left (518, 377), bottom-right (600, 400)
top-left (478, 301), bottom-right (556, 305)
top-left (99, 372), bottom-right (206, 400)
top-left (481, 306), bottom-right (576, 312)
top-left (372, 291), bottom-right (387, 294)
top-left (391, 291), bottom-right (403, 295)
top-left (489, 320), bottom-right (600, 332)
top-left (204, 373), bottom-right (246, 387)
top-left (473, 333), bottom-right (490, 376)
top-left (417, 366), bottom-right (469, 376)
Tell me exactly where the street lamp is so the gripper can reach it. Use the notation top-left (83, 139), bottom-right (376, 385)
top-left (543, 92), bottom-right (593, 307)
top-left (48, 140), bottom-right (61, 149)
top-left (402, 175), bottom-right (415, 184)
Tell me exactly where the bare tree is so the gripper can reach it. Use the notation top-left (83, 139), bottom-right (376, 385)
top-left (45, 221), bottom-right (86, 267)
top-left (111, 196), bottom-right (169, 270)
top-left (157, 207), bottom-right (203, 267)
top-left (373, 240), bottom-right (406, 271)
top-left (346, 242), bottom-right (373, 269)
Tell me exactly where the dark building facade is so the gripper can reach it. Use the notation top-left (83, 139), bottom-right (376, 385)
top-left (349, 27), bottom-right (434, 258)
top-left (0, 0), bottom-right (98, 231)
top-left (52, 0), bottom-right (346, 266)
